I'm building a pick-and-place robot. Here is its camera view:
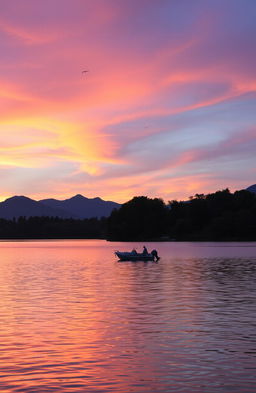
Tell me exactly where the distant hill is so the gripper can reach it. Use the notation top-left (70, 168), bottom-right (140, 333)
top-left (0, 195), bottom-right (120, 219)
top-left (40, 194), bottom-right (120, 219)
top-left (0, 196), bottom-right (72, 220)
top-left (246, 184), bottom-right (256, 194)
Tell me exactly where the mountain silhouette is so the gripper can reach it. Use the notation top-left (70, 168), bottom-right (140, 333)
top-left (40, 194), bottom-right (120, 218)
top-left (0, 195), bottom-right (120, 219)
top-left (0, 196), bottom-right (72, 219)
top-left (246, 184), bottom-right (256, 193)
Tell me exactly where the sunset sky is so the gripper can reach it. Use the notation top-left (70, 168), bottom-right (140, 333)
top-left (0, 0), bottom-right (255, 203)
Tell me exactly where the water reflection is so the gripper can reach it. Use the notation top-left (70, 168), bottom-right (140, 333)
top-left (0, 240), bottom-right (255, 392)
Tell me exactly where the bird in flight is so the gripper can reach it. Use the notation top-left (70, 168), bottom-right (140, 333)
top-left (82, 70), bottom-right (89, 74)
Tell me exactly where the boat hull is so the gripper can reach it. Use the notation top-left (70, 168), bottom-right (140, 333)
top-left (115, 251), bottom-right (155, 261)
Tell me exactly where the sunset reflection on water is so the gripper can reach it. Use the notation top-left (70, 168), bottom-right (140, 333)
top-left (0, 240), bottom-right (256, 392)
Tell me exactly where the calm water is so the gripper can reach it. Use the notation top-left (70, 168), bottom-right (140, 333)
top-left (0, 240), bottom-right (256, 393)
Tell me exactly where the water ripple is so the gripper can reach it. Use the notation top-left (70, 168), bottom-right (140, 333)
top-left (0, 240), bottom-right (256, 392)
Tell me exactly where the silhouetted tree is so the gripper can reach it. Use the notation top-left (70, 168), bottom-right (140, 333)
top-left (107, 196), bottom-right (168, 240)
top-left (167, 189), bottom-right (256, 240)
top-left (0, 216), bottom-right (106, 239)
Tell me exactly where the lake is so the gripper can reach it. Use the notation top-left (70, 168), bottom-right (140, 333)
top-left (0, 240), bottom-right (255, 392)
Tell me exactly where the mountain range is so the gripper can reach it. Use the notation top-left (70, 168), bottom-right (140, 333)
top-left (0, 194), bottom-right (120, 219)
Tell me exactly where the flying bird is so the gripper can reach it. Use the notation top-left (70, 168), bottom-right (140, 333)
top-left (82, 70), bottom-right (89, 74)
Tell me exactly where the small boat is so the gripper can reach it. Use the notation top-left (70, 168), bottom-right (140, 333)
top-left (115, 250), bottom-right (159, 262)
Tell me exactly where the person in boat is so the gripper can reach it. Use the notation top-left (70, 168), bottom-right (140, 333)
top-left (142, 246), bottom-right (148, 255)
top-left (151, 249), bottom-right (159, 261)
top-left (131, 248), bottom-right (137, 255)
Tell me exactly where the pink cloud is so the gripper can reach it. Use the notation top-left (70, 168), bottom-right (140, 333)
top-left (0, 1), bottom-right (255, 202)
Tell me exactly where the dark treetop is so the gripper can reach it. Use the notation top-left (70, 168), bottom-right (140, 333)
top-left (107, 189), bottom-right (256, 241)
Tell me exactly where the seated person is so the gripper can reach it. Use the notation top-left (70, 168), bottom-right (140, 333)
top-left (151, 249), bottom-right (159, 261)
top-left (142, 246), bottom-right (148, 255)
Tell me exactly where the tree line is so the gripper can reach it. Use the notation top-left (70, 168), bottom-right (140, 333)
top-left (0, 189), bottom-right (255, 240)
top-left (0, 216), bottom-right (107, 239)
top-left (107, 189), bottom-right (256, 241)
